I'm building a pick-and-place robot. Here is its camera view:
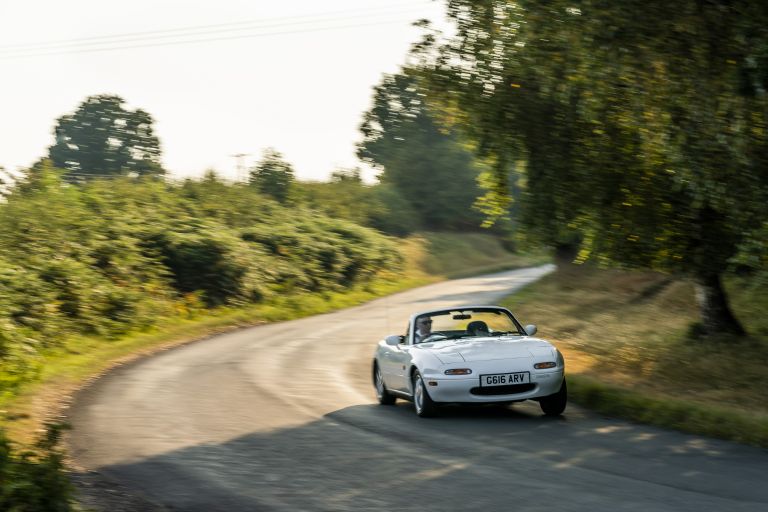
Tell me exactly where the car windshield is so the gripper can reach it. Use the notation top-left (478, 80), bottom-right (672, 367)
top-left (414, 308), bottom-right (524, 342)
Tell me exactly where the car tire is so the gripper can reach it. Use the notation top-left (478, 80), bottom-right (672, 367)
top-left (373, 362), bottom-right (396, 405)
top-left (412, 370), bottom-right (437, 417)
top-left (539, 378), bottom-right (567, 416)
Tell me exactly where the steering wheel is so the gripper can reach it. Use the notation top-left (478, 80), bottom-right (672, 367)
top-left (420, 332), bottom-right (447, 343)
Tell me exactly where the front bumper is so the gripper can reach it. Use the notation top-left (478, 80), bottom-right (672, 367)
top-left (423, 369), bottom-right (564, 404)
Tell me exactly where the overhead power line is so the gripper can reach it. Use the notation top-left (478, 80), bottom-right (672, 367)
top-left (0, 18), bottom-right (423, 60)
top-left (0, 1), bottom-right (431, 51)
top-left (0, 3), bottom-right (435, 60)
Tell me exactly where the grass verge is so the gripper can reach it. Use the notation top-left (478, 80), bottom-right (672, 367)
top-left (503, 263), bottom-right (768, 447)
top-left (568, 377), bottom-right (768, 447)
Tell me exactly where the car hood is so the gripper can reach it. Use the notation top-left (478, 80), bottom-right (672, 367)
top-left (422, 337), bottom-right (555, 364)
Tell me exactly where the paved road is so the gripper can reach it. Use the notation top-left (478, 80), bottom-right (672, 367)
top-left (67, 265), bottom-right (768, 511)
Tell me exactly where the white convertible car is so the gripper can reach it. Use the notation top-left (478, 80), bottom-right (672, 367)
top-left (373, 306), bottom-right (566, 417)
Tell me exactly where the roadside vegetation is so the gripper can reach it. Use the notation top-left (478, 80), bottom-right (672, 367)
top-left (0, 424), bottom-right (72, 511)
top-left (0, 166), bottom-right (538, 511)
top-left (0, 166), bottom-right (401, 413)
top-left (504, 263), bottom-right (768, 447)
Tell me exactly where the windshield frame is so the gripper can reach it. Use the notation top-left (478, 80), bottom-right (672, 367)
top-left (410, 306), bottom-right (527, 344)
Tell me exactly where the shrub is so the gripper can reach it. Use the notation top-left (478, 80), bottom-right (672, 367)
top-left (0, 424), bottom-right (73, 511)
top-left (0, 170), bottom-right (404, 402)
top-left (142, 226), bottom-right (263, 306)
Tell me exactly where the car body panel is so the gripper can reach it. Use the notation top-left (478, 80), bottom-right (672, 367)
top-left (423, 336), bottom-right (551, 363)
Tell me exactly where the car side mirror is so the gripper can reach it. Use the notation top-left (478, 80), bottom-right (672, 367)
top-left (524, 324), bottom-right (537, 336)
top-left (385, 335), bottom-right (404, 346)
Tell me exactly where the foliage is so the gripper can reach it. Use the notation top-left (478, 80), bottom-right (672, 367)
top-left (0, 424), bottom-right (73, 511)
top-left (48, 95), bottom-right (163, 179)
top-left (417, 0), bottom-right (768, 335)
top-left (249, 148), bottom-right (295, 203)
top-left (367, 183), bottom-right (422, 236)
top-left (0, 167), bottom-right (11, 197)
top-left (241, 216), bottom-right (401, 290)
top-left (358, 72), bottom-right (485, 231)
top-left (292, 174), bottom-right (420, 236)
top-left (0, 167), bottom-right (402, 400)
top-left (142, 226), bottom-right (264, 306)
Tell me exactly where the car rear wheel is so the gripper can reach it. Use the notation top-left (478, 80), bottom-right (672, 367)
top-left (374, 362), bottom-right (396, 405)
top-left (539, 378), bottom-right (567, 416)
top-left (412, 370), bottom-right (437, 417)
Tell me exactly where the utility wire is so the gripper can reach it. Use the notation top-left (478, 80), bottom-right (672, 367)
top-left (0, 1), bottom-right (431, 51)
top-left (0, 16), bottom-right (428, 60)
top-left (0, 3), bottom-right (433, 59)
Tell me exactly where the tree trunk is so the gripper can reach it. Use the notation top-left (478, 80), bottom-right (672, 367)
top-left (694, 272), bottom-right (746, 337)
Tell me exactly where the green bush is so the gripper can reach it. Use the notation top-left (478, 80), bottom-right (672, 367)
top-left (0, 167), bottom-right (413, 511)
top-left (0, 168), bottom-right (403, 400)
top-left (0, 259), bottom-right (62, 338)
top-left (143, 227), bottom-right (252, 306)
top-left (0, 424), bottom-right (73, 511)
top-left (292, 180), bottom-right (420, 236)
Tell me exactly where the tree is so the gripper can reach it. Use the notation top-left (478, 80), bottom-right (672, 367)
top-left (329, 167), bottom-right (363, 183)
top-left (249, 148), bottom-right (295, 203)
top-left (0, 166), bottom-right (11, 197)
top-left (358, 72), bottom-right (485, 231)
top-left (418, 0), bottom-right (768, 336)
top-left (291, 169), bottom-right (420, 236)
top-left (49, 95), bottom-right (163, 178)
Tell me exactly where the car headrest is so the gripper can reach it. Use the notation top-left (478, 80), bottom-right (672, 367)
top-left (466, 320), bottom-right (490, 336)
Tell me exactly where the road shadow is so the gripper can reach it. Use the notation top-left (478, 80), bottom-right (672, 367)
top-left (72, 402), bottom-right (768, 512)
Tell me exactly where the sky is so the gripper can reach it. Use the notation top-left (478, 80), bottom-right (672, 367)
top-left (0, 0), bottom-right (449, 182)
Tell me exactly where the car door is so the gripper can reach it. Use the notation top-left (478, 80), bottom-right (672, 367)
top-left (388, 324), bottom-right (415, 393)
top-left (379, 325), bottom-right (408, 390)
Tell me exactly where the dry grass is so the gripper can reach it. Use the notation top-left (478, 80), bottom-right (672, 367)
top-left (503, 263), bottom-right (768, 445)
top-left (417, 231), bottom-right (549, 277)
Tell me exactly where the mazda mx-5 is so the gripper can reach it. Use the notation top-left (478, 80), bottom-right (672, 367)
top-left (372, 306), bottom-right (567, 417)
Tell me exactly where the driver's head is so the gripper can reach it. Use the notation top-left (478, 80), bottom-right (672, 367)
top-left (417, 317), bottom-right (432, 335)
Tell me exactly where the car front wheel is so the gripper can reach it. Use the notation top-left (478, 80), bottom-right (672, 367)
top-left (539, 378), bottom-right (567, 416)
top-left (412, 370), bottom-right (437, 417)
top-left (373, 362), bottom-right (396, 405)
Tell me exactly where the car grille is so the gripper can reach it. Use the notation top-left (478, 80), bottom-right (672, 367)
top-left (470, 383), bottom-right (536, 396)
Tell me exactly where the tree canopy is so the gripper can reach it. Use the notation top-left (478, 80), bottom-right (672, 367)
top-left (417, 0), bottom-right (768, 336)
top-left (292, 168), bottom-right (420, 237)
top-left (249, 148), bottom-right (295, 203)
top-left (49, 94), bottom-right (164, 178)
top-left (358, 72), bottom-right (485, 231)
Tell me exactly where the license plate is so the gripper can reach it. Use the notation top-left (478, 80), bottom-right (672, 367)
top-left (480, 372), bottom-right (530, 387)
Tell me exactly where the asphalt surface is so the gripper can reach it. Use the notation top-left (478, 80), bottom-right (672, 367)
top-left (67, 265), bottom-right (768, 511)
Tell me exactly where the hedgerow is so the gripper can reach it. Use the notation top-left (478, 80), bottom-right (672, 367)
top-left (0, 165), bottom-right (402, 400)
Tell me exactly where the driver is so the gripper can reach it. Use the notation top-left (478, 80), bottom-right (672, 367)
top-left (414, 317), bottom-right (433, 343)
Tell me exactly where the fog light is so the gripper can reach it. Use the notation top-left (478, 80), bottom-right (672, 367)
top-left (444, 368), bottom-right (472, 375)
top-left (534, 362), bottom-right (557, 369)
